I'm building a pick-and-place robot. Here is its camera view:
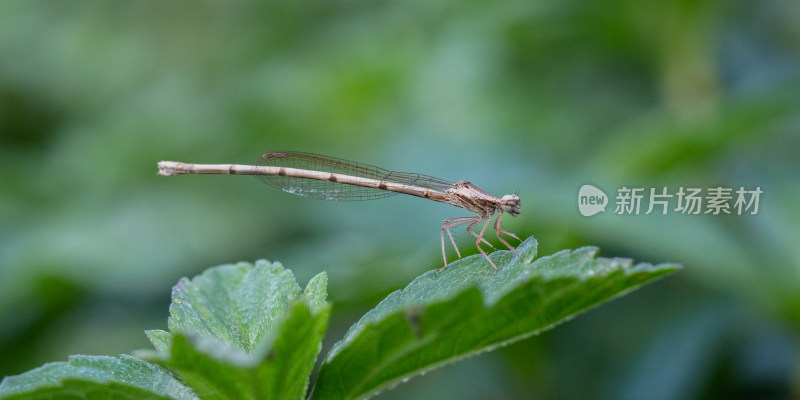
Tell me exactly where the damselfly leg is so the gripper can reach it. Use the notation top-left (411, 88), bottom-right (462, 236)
top-left (439, 211), bottom-right (522, 272)
top-left (494, 210), bottom-right (521, 258)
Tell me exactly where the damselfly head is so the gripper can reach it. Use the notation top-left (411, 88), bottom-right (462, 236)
top-left (500, 194), bottom-right (521, 215)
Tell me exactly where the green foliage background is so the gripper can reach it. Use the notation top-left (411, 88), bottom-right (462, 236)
top-left (1, 0), bottom-right (798, 398)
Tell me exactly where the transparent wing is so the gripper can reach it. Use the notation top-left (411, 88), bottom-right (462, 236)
top-left (254, 151), bottom-right (454, 201)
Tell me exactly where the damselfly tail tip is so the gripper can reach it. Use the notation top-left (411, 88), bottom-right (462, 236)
top-left (157, 161), bottom-right (185, 176)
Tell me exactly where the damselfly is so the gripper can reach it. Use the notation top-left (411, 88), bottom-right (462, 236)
top-left (158, 152), bottom-right (522, 271)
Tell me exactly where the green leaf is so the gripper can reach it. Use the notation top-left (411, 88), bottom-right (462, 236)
top-left (147, 329), bottom-right (173, 354)
top-left (311, 237), bottom-right (680, 400)
top-left (0, 355), bottom-right (197, 400)
top-left (141, 260), bottom-right (330, 400)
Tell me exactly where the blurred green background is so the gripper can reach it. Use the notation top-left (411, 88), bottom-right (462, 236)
top-left (1, 1), bottom-right (798, 398)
